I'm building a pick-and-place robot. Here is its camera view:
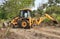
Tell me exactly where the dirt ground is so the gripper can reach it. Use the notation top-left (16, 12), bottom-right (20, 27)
top-left (0, 26), bottom-right (60, 39)
top-left (0, 21), bottom-right (60, 39)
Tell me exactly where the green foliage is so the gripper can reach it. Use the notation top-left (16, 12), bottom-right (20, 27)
top-left (48, 0), bottom-right (60, 7)
top-left (0, 6), bottom-right (7, 19)
top-left (52, 14), bottom-right (60, 21)
top-left (0, 0), bottom-right (60, 22)
top-left (55, 0), bottom-right (60, 3)
top-left (37, 9), bottom-right (43, 15)
top-left (48, 0), bottom-right (54, 4)
top-left (46, 6), bottom-right (60, 14)
top-left (44, 18), bottom-right (50, 22)
top-left (0, 0), bottom-right (34, 19)
top-left (31, 10), bottom-right (36, 17)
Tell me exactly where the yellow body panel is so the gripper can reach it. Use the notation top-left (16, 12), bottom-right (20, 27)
top-left (11, 17), bottom-right (19, 25)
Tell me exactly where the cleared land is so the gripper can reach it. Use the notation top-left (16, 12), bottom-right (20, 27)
top-left (0, 26), bottom-right (60, 39)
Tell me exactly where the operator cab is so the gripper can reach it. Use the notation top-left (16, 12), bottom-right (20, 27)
top-left (20, 9), bottom-right (31, 18)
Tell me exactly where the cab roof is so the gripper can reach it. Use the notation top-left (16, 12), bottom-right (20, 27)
top-left (20, 8), bottom-right (31, 11)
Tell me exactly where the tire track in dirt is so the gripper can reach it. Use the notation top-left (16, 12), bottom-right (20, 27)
top-left (32, 29), bottom-right (60, 38)
top-left (9, 27), bottom-right (60, 39)
top-left (39, 28), bottom-right (60, 36)
top-left (10, 29), bottom-right (36, 39)
top-left (33, 27), bottom-right (60, 38)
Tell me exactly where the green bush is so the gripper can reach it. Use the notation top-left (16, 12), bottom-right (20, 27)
top-left (43, 18), bottom-right (50, 22)
top-left (52, 13), bottom-right (60, 21)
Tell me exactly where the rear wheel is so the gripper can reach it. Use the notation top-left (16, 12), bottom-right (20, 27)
top-left (18, 20), bottom-right (30, 29)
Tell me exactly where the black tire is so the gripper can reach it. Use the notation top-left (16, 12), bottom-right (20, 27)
top-left (17, 20), bottom-right (30, 29)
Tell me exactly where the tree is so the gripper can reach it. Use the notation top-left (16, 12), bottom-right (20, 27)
top-left (36, 3), bottom-right (48, 16)
top-left (48, 0), bottom-right (54, 4)
top-left (55, 0), bottom-right (60, 3)
top-left (46, 6), bottom-right (60, 14)
top-left (0, 5), bottom-right (7, 19)
top-left (1, 0), bottom-right (35, 19)
top-left (48, 0), bottom-right (60, 6)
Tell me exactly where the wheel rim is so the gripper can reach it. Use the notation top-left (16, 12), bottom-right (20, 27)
top-left (22, 21), bottom-right (27, 27)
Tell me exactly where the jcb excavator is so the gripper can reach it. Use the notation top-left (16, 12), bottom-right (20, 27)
top-left (3, 9), bottom-right (58, 28)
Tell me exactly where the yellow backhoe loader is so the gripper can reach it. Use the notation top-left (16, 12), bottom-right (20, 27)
top-left (3, 9), bottom-right (58, 29)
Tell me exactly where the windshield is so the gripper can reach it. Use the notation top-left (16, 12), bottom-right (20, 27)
top-left (24, 13), bottom-right (28, 18)
top-left (20, 10), bottom-right (31, 18)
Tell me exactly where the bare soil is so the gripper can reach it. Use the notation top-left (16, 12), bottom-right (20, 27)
top-left (0, 21), bottom-right (60, 39)
top-left (0, 26), bottom-right (60, 39)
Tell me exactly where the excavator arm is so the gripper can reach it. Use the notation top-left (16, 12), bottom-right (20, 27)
top-left (45, 14), bottom-right (58, 24)
top-left (34, 13), bottom-right (58, 25)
